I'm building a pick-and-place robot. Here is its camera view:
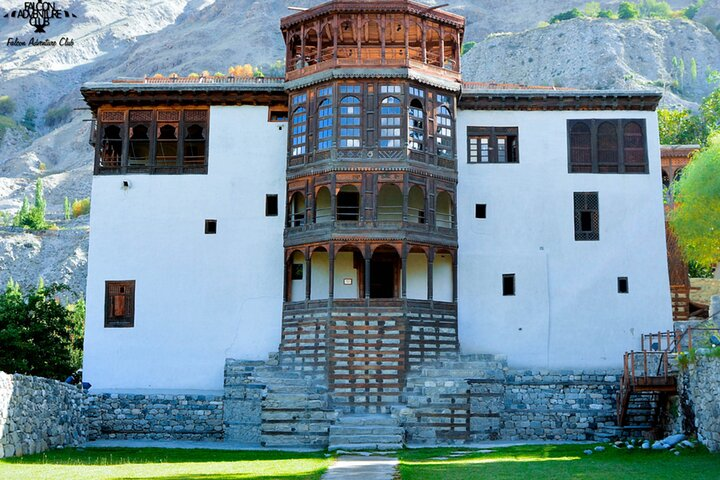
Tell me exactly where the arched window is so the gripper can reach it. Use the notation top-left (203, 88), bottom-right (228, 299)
top-left (436, 105), bottom-right (453, 157)
top-left (317, 99), bottom-right (333, 150)
top-left (156, 124), bottom-right (178, 167)
top-left (380, 96), bottom-right (402, 148)
top-left (597, 122), bottom-right (618, 172)
top-left (315, 187), bottom-right (332, 223)
top-left (287, 251), bottom-right (305, 302)
top-left (336, 185), bottom-right (360, 221)
top-left (288, 192), bottom-right (306, 227)
top-left (129, 124), bottom-right (149, 167)
top-left (304, 29), bottom-right (318, 65)
top-left (100, 124), bottom-right (122, 167)
top-left (184, 124), bottom-right (206, 168)
top-left (624, 122), bottom-right (646, 173)
top-left (408, 186), bottom-right (425, 224)
top-left (569, 122), bottom-right (591, 173)
top-left (377, 184), bottom-right (403, 222)
top-left (291, 106), bottom-right (307, 156)
top-left (436, 191), bottom-right (453, 228)
top-left (339, 96), bottom-right (361, 148)
top-left (408, 98), bottom-right (424, 151)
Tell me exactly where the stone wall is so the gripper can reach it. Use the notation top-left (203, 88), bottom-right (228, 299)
top-left (0, 372), bottom-right (86, 458)
top-left (501, 370), bottom-right (619, 441)
top-left (677, 355), bottom-right (720, 452)
top-left (86, 393), bottom-right (224, 441)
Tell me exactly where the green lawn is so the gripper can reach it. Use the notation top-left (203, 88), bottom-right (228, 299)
top-left (0, 448), bottom-right (333, 480)
top-left (399, 444), bottom-right (720, 480)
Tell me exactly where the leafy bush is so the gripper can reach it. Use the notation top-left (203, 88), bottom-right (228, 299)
top-left (0, 95), bottom-right (15, 116)
top-left (584, 2), bottom-right (601, 17)
top-left (549, 8), bottom-right (583, 23)
top-left (44, 106), bottom-right (72, 128)
top-left (638, 0), bottom-right (674, 19)
top-left (72, 197), bottom-right (90, 218)
top-left (657, 109), bottom-right (705, 145)
top-left (688, 260), bottom-right (713, 278)
top-left (21, 106), bottom-right (36, 131)
top-left (13, 178), bottom-right (53, 230)
top-left (598, 9), bottom-right (617, 18)
top-left (618, 2), bottom-right (640, 19)
top-left (0, 280), bottom-right (84, 380)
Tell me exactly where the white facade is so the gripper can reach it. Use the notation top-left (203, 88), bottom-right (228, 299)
top-left (83, 106), bottom-right (287, 392)
top-left (456, 109), bottom-right (672, 369)
top-left (84, 103), bottom-right (673, 391)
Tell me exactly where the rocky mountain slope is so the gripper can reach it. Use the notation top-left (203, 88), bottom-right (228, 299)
top-left (1, 0), bottom-right (719, 294)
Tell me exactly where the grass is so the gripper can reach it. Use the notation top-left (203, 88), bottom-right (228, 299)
top-left (0, 447), bottom-right (333, 480)
top-left (398, 444), bottom-right (720, 480)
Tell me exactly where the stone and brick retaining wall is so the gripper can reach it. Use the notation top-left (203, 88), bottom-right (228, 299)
top-left (0, 372), bottom-right (86, 458)
top-left (677, 355), bottom-right (720, 452)
top-left (86, 393), bottom-right (224, 441)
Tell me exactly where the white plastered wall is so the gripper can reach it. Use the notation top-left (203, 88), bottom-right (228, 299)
top-left (83, 106), bottom-right (287, 392)
top-left (456, 108), bottom-right (672, 369)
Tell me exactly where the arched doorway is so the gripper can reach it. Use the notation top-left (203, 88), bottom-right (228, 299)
top-left (370, 245), bottom-right (401, 299)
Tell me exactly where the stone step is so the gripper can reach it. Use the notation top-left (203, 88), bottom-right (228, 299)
top-left (335, 414), bottom-right (399, 426)
top-left (262, 410), bottom-right (337, 422)
top-left (328, 434), bottom-right (404, 445)
top-left (261, 434), bottom-right (329, 448)
top-left (328, 442), bottom-right (403, 452)
top-left (329, 425), bottom-right (403, 436)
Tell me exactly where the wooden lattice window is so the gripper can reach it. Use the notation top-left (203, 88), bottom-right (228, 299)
top-left (317, 99), bottom-right (333, 150)
top-left (183, 110), bottom-right (207, 170)
top-left (436, 105), bottom-right (454, 158)
top-left (291, 106), bottom-right (307, 156)
top-left (105, 280), bottom-right (135, 328)
top-left (568, 119), bottom-right (647, 174)
top-left (467, 127), bottom-right (518, 163)
top-left (574, 192), bottom-right (599, 241)
top-left (339, 96), bottom-right (361, 148)
top-left (569, 122), bottom-right (592, 173)
top-left (100, 124), bottom-right (123, 168)
top-left (380, 96), bottom-right (402, 148)
top-left (128, 111), bottom-right (151, 168)
top-left (408, 98), bottom-right (424, 151)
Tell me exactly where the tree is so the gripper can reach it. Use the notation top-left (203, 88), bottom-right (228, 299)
top-left (0, 280), bottom-right (85, 380)
top-left (618, 2), bottom-right (640, 19)
top-left (598, 9), bottom-right (617, 18)
top-left (690, 58), bottom-right (698, 82)
top-left (669, 134), bottom-right (720, 270)
top-left (0, 95), bottom-right (15, 116)
top-left (13, 178), bottom-right (53, 230)
top-left (657, 109), bottom-right (705, 145)
top-left (701, 87), bottom-right (720, 133)
top-left (549, 8), bottom-right (583, 23)
top-left (21, 107), bottom-right (36, 131)
top-left (584, 2), bottom-right (601, 17)
top-left (64, 196), bottom-right (71, 220)
top-left (638, 0), bottom-right (674, 18)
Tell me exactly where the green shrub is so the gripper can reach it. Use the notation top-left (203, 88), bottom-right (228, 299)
top-left (0, 95), bottom-right (15, 116)
top-left (13, 178), bottom-right (53, 230)
top-left (657, 109), bottom-right (705, 145)
top-left (0, 280), bottom-right (84, 380)
top-left (72, 197), bottom-right (90, 218)
top-left (44, 105), bottom-right (72, 128)
top-left (550, 8), bottom-right (583, 23)
top-left (638, 0), bottom-right (674, 19)
top-left (584, 2), bottom-right (601, 17)
top-left (21, 106), bottom-right (36, 131)
top-left (598, 9), bottom-right (616, 18)
top-left (618, 2), bottom-right (640, 19)
top-left (461, 41), bottom-right (476, 55)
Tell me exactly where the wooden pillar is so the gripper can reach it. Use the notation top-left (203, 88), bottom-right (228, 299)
top-left (401, 243), bottom-right (408, 299)
top-left (455, 30), bottom-right (461, 71)
top-left (439, 25), bottom-right (445, 68)
top-left (331, 175), bottom-right (337, 222)
top-left (333, 15), bottom-right (338, 61)
top-left (402, 175), bottom-right (409, 223)
top-left (404, 14), bottom-right (409, 62)
top-left (305, 250), bottom-right (312, 301)
top-left (452, 251), bottom-right (458, 303)
top-left (329, 243), bottom-right (335, 300)
top-left (316, 20), bottom-right (322, 63)
top-left (300, 24), bottom-right (306, 69)
top-left (427, 248), bottom-right (434, 301)
top-left (380, 14), bottom-right (386, 64)
top-left (365, 245), bottom-right (372, 300)
top-left (421, 19), bottom-right (427, 64)
top-left (356, 15), bottom-right (362, 62)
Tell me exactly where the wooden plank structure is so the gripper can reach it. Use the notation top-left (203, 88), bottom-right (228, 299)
top-left (666, 222), bottom-right (692, 321)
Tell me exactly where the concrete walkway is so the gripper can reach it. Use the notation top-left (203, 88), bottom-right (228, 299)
top-left (321, 455), bottom-right (398, 480)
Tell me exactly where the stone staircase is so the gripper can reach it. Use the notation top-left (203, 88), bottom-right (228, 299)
top-left (400, 354), bottom-right (507, 445)
top-left (328, 414), bottom-right (404, 452)
top-left (223, 358), bottom-right (336, 448)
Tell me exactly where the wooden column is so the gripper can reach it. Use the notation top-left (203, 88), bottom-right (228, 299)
top-left (380, 14), bottom-right (386, 64)
top-left (305, 251), bottom-right (312, 301)
top-left (404, 14), bottom-right (409, 62)
top-left (300, 24), bottom-right (306, 69)
top-left (401, 243), bottom-right (408, 299)
top-left (421, 19), bottom-right (427, 64)
top-left (452, 251), bottom-right (458, 302)
top-left (439, 26), bottom-right (445, 68)
top-left (328, 242), bottom-right (335, 300)
top-left (316, 20), bottom-right (322, 64)
top-left (333, 15), bottom-right (338, 61)
top-left (365, 245), bottom-right (372, 300)
top-left (427, 248), bottom-right (435, 301)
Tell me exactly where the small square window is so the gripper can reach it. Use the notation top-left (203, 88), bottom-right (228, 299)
top-left (618, 277), bottom-right (629, 294)
top-left (205, 219), bottom-right (217, 234)
top-left (475, 204), bottom-right (487, 219)
top-left (266, 194), bottom-right (278, 216)
top-left (105, 280), bottom-right (135, 328)
top-left (502, 274), bottom-right (515, 296)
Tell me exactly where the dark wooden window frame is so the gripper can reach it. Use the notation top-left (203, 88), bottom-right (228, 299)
top-left (618, 276), bottom-right (629, 294)
top-left (567, 119), bottom-right (648, 174)
top-left (502, 274), bottom-right (515, 296)
top-left (467, 126), bottom-right (519, 164)
top-left (95, 109), bottom-right (209, 175)
top-left (266, 194), bottom-right (279, 216)
top-left (574, 191), bottom-right (600, 241)
top-left (104, 280), bottom-right (135, 328)
top-left (205, 219), bottom-right (217, 234)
